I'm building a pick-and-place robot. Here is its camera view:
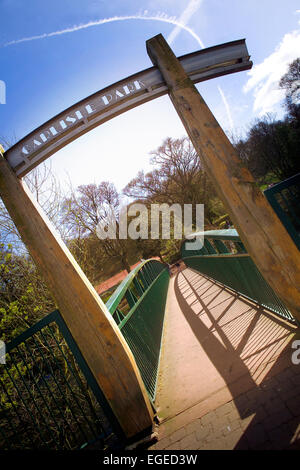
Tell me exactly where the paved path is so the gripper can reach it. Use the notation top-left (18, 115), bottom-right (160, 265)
top-left (150, 267), bottom-right (300, 450)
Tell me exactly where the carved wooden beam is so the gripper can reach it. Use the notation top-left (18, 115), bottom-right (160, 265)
top-left (5, 39), bottom-right (251, 177)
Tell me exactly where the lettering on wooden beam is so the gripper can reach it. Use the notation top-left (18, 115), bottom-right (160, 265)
top-left (21, 79), bottom-right (146, 157)
top-left (5, 39), bottom-right (252, 176)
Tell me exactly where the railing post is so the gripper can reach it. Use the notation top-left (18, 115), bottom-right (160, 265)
top-left (0, 152), bottom-right (153, 438)
top-left (146, 34), bottom-right (300, 322)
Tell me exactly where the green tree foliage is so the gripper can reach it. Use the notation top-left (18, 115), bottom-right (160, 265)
top-left (279, 57), bottom-right (300, 123)
top-left (235, 113), bottom-right (299, 182)
top-left (235, 58), bottom-right (300, 184)
top-left (0, 243), bottom-right (55, 342)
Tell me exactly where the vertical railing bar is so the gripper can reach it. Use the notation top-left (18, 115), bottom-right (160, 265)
top-left (113, 311), bottom-right (120, 325)
top-left (135, 275), bottom-right (145, 295)
top-left (149, 263), bottom-right (155, 277)
top-left (144, 264), bottom-right (150, 282)
top-left (154, 262), bottom-right (160, 277)
top-left (47, 321), bottom-right (110, 439)
top-left (53, 314), bottom-right (124, 440)
top-left (145, 265), bottom-right (153, 284)
top-left (281, 189), bottom-right (299, 223)
top-left (0, 417), bottom-right (12, 450)
top-left (0, 389), bottom-right (19, 448)
top-left (136, 277), bottom-right (144, 295)
top-left (8, 348), bottom-right (58, 447)
top-left (147, 263), bottom-right (155, 281)
top-left (44, 325), bottom-right (97, 440)
top-left (114, 309), bottom-right (125, 325)
top-left (14, 343), bottom-right (62, 444)
top-left (130, 286), bottom-right (139, 303)
top-left (287, 186), bottom-right (300, 225)
top-left (130, 280), bottom-right (140, 300)
top-left (41, 326), bottom-right (94, 442)
top-left (125, 288), bottom-right (136, 309)
top-left (24, 334), bottom-right (82, 448)
top-left (143, 267), bottom-right (152, 286)
top-left (0, 372), bottom-right (35, 448)
top-left (3, 359), bottom-right (48, 446)
top-left (140, 268), bottom-right (149, 287)
top-left (139, 271), bottom-right (149, 290)
top-left (117, 309), bottom-right (125, 323)
top-left (150, 262), bottom-right (159, 282)
top-left (254, 264), bottom-right (293, 320)
top-left (35, 327), bottom-right (92, 442)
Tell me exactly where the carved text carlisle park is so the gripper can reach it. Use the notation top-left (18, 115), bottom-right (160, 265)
top-left (21, 79), bottom-right (146, 157)
top-left (4, 40), bottom-right (251, 177)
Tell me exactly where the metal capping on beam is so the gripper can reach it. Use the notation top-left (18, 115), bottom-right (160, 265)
top-left (4, 39), bottom-right (252, 177)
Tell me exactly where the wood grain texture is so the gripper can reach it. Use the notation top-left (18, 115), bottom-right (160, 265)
top-left (146, 34), bottom-right (300, 322)
top-left (0, 153), bottom-right (153, 437)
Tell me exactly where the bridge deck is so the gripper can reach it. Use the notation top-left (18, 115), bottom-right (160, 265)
top-left (150, 267), bottom-right (300, 450)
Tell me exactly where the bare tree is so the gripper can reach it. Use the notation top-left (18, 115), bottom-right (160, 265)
top-left (123, 137), bottom-right (226, 224)
top-left (0, 146), bottom-right (65, 250)
top-left (279, 57), bottom-right (300, 121)
top-left (62, 182), bottom-right (135, 274)
top-left (235, 112), bottom-right (299, 182)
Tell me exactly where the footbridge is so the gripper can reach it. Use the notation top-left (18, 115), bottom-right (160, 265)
top-left (0, 33), bottom-right (300, 450)
top-left (1, 223), bottom-right (300, 450)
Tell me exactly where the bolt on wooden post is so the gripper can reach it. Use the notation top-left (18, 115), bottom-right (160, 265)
top-left (0, 151), bottom-right (154, 437)
top-left (146, 34), bottom-right (300, 322)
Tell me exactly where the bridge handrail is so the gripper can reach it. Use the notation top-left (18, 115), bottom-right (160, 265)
top-left (181, 228), bottom-right (247, 259)
top-left (181, 229), bottom-right (295, 324)
top-left (106, 259), bottom-right (165, 314)
top-left (105, 258), bottom-right (170, 400)
top-left (2, 310), bottom-right (122, 450)
top-left (185, 228), bottom-right (240, 241)
top-left (0, 258), bottom-right (169, 450)
top-left (264, 173), bottom-right (300, 251)
top-left (105, 259), bottom-right (167, 323)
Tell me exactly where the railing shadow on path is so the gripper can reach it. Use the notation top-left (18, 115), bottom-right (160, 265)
top-left (174, 268), bottom-right (300, 449)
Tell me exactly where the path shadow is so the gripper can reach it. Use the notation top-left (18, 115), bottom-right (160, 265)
top-left (174, 268), bottom-right (300, 450)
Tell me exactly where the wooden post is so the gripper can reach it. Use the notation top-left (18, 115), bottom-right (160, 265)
top-left (146, 34), bottom-right (300, 322)
top-left (0, 152), bottom-right (153, 437)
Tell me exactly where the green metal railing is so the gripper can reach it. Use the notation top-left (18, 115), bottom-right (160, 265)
top-left (106, 259), bottom-right (170, 401)
top-left (0, 310), bottom-right (122, 450)
top-left (0, 258), bottom-right (169, 449)
top-left (264, 173), bottom-right (300, 251)
top-left (181, 230), bottom-right (295, 324)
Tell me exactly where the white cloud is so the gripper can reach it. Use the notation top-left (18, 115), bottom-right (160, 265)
top-left (244, 30), bottom-right (300, 115)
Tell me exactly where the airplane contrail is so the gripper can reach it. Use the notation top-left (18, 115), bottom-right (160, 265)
top-left (165, 1), bottom-right (234, 132)
top-left (167, 0), bottom-right (203, 45)
top-left (3, 12), bottom-right (205, 48)
top-left (3, 10), bottom-right (234, 131)
top-left (218, 85), bottom-right (234, 133)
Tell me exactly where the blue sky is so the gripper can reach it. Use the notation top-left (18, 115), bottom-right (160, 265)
top-left (0, 0), bottom-right (300, 192)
